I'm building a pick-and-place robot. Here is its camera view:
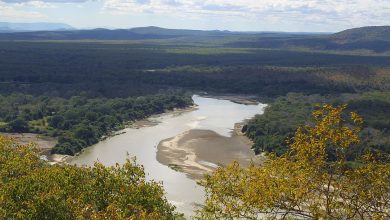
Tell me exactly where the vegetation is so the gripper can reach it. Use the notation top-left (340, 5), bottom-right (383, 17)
top-left (0, 28), bottom-right (388, 159)
top-left (0, 94), bottom-right (193, 155)
top-left (0, 40), bottom-right (388, 98)
top-left (198, 105), bottom-right (390, 219)
top-left (244, 92), bottom-right (390, 160)
top-left (0, 136), bottom-right (182, 219)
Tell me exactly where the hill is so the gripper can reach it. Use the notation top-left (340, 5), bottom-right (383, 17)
top-left (226, 26), bottom-right (390, 53)
top-left (0, 26), bottom-right (242, 40)
top-left (130, 26), bottom-right (234, 36)
top-left (0, 26), bottom-right (313, 41)
top-left (330, 26), bottom-right (390, 42)
top-left (0, 22), bottom-right (74, 33)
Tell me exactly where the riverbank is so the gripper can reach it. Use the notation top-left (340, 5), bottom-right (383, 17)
top-left (68, 106), bottom-right (199, 164)
top-left (0, 132), bottom-right (73, 164)
top-left (156, 123), bottom-right (265, 180)
top-left (0, 106), bottom-right (199, 165)
top-left (130, 106), bottom-right (198, 129)
top-left (0, 132), bottom-right (57, 154)
top-left (198, 93), bottom-right (259, 105)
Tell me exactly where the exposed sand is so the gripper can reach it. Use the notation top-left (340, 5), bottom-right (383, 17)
top-left (130, 106), bottom-right (198, 129)
top-left (157, 126), bottom-right (264, 180)
top-left (0, 132), bottom-right (66, 163)
top-left (0, 132), bottom-right (57, 153)
top-left (46, 154), bottom-right (73, 165)
top-left (199, 93), bottom-right (259, 105)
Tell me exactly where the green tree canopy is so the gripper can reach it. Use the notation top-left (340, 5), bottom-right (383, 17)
top-left (0, 136), bottom-right (182, 219)
top-left (7, 117), bottom-right (29, 133)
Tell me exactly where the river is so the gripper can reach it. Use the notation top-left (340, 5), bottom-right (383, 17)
top-left (71, 95), bottom-right (266, 217)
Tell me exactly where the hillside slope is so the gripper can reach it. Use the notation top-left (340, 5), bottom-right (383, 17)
top-left (330, 26), bottom-right (390, 42)
top-left (226, 26), bottom-right (390, 52)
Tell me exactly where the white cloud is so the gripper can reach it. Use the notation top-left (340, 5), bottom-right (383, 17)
top-left (14, 1), bottom-right (57, 8)
top-left (1, 0), bottom-right (89, 2)
top-left (0, 0), bottom-right (388, 31)
top-left (0, 3), bottom-right (46, 19)
top-left (102, 0), bottom-right (390, 29)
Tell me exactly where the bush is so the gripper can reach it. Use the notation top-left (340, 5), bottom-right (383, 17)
top-left (0, 136), bottom-right (182, 219)
top-left (7, 118), bottom-right (29, 133)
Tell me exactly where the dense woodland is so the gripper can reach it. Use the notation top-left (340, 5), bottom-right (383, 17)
top-left (0, 41), bottom-right (388, 97)
top-left (0, 38), bottom-right (388, 158)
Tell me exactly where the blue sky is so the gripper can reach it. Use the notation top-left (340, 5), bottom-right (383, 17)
top-left (0, 0), bottom-right (389, 32)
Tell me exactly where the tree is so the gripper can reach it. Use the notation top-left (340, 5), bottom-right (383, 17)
top-left (7, 117), bottom-right (29, 133)
top-left (197, 105), bottom-right (389, 219)
top-left (0, 136), bottom-right (183, 219)
top-left (49, 115), bottom-right (65, 129)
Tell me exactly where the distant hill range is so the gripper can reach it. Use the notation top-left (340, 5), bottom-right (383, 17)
top-left (0, 22), bottom-right (74, 33)
top-left (0, 26), bottom-right (249, 40)
top-left (0, 25), bottom-right (388, 52)
top-left (225, 26), bottom-right (390, 52)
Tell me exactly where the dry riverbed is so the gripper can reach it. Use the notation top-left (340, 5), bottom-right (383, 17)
top-left (157, 123), bottom-right (265, 180)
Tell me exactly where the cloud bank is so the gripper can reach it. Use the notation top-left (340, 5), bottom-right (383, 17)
top-left (0, 0), bottom-right (389, 31)
top-left (102, 0), bottom-right (390, 25)
top-left (1, 0), bottom-right (88, 2)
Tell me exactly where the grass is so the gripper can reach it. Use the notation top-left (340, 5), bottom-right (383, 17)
top-left (168, 164), bottom-right (182, 172)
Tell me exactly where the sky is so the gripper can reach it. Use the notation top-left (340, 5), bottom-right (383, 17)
top-left (0, 0), bottom-right (389, 32)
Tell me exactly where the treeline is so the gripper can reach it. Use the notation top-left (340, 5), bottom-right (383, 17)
top-left (0, 41), bottom-right (389, 98)
top-left (243, 92), bottom-right (390, 160)
top-left (0, 94), bottom-right (193, 155)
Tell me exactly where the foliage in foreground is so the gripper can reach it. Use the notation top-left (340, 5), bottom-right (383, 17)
top-left (0, 136), bottom-right (181, 220)
top-left (198, 105), bottom-right (390, 219)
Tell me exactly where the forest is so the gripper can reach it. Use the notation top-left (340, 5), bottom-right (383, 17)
top-left (0, 39), bottom-right (388, 158)
top-left (0, 41), bottom-right (388, 98)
